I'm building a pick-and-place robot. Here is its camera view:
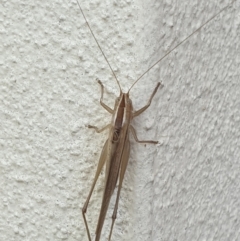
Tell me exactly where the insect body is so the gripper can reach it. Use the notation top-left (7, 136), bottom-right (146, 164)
top-left (82, 79), bottom-right (161, 241)
top-left (75, 0), bottom-right (237, 240)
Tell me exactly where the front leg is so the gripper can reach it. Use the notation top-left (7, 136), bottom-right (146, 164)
top-left (133, 82), bottom-right (161, 117)
top-left (97, 79), bottom-right (114, 114)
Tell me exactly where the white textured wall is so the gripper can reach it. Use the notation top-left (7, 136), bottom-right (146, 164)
top-left (0, 0), bottom-right (239, 241)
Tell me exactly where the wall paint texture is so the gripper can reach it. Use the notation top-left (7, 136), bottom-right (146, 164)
top-left (0, 0), bottom-right (239, 240)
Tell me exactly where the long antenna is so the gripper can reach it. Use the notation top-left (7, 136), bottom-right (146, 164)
top-left (128, 0), bottom-right (236, 93)
top-left (75, 0), bottom-right (122, 92)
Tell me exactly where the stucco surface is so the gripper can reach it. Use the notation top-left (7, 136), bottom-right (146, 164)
top-left (0, 0), bottom-right (239, 241)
